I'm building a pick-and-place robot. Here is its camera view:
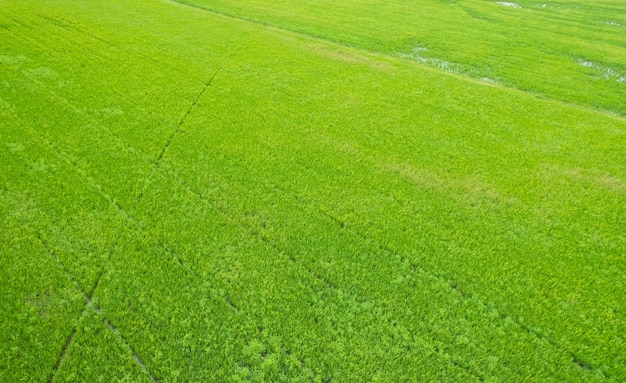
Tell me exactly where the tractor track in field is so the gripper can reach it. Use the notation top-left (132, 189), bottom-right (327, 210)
top-left (7, 42), bottom-right (613, 383)
top-left (46, 327), bottom-right (77, 383)
top-left (4, 3), bottom-right (623, 380)
top-left (7, 57), bottom-right (252, 382)
top-left (11, 101), bottom-right (160, 381)
top-left (37, 234), bottom-right (160, 383)
top-left (14, 96), bottom-right (476, 382)
top-left (123, 111), bottom-right (612, 380)
top-left (6, 63), bottom-right (170, 381)
top-left (270, 170), bottom-right (577, 377)
top-left (97, 310), bottom-right (160, 383)
top-left (135, 36), bottom-right (256, 206)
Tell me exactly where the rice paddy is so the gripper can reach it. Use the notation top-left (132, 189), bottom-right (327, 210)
top-left (1, 0), bottom-right (624, 381)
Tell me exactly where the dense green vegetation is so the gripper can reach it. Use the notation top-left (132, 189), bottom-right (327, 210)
top-left (1, 0), bottom-right (624, 381)
top-left (179, 0), bottom-right (626, 115)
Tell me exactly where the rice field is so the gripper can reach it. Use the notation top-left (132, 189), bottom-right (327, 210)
top-left (1, 0), bottom-right (624, 382)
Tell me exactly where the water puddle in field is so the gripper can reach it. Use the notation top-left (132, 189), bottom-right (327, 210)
top-left (496, 2), bottom-right (522, 8)
top-left (577, 59), bottom-right (626, 83)
top-left (606, 21), bottom-right (626, 29)
top-left (398, 47), bottom-right (463, 74)
top-left (398, 47), bottom-right (500, 84)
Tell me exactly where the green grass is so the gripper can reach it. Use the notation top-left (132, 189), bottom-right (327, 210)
top-left (1, 0), bottom-right (624, 381)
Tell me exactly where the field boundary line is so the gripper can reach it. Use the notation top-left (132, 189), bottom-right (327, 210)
top-left (7, 83), bottom-right (162, 380)
top-left (37, 233), bottom-right (160, 382)
top-left (8, 46), bottom-right (613, 380)
top-left (5, 62), bottom-right (213, 382)
top-left (135, 36), bottom-right (256, 206)
top-left (122, 148), bottom-right (487, 380)
top-left (35, 234), bottom-right (93, 383)
top-left (93, 306), bottom-right (161, 383)
top-left (10, 98), bottom-right (158, 380)
top-left (163, 0), bottom-right (626, 122)
top-left (46, 328), bottom-right (77, 383)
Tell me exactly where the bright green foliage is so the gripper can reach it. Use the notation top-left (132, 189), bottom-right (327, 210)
top-left (179, 0), bottom-right (626, 115)
top-left (53, 307), bottom-right (153, 383)
top-left (0, 230), bottom-right (85, 382)
top-left (1, 0), bottom-right (624, 382)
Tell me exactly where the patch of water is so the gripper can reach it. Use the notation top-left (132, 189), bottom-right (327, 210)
top-left (496, 2), bottom-right (522, 8)
top-left (480, 77), bottom-right (500, 84)
top-left (606, 21), bottom-right (626, 29)
top-left (577, 59), bottom-right (625, 83)
top-left (399, 47), bottom-right (463, 74)
top-left (399, 47), bottom-right (500, 84)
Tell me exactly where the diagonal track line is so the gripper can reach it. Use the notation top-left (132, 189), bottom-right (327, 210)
top-left (46, 328), bottom-right (77, 383)
top-left (3, 60), bottom-right (162, 379)
top-left (6, 8), bottom-right (463, 380)
top-left (37, 233), bottom-right (160, 383)
top-left (8, 100), bottom-right (158, 380)
top-left (8, 43), bottom-right (611, 382)
top-left (269, 150), bottom-right (611, 378)
top-left (6, 4), bottom-right (621, 379)
top-left (94, 307), bottom-right (160, 383)
top-left (4, 50), bottom-right (232, 379)
top-left (135, 37), bottom-right (255, 206)
top-left (150, 196), bottom-right (486, 381)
